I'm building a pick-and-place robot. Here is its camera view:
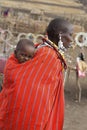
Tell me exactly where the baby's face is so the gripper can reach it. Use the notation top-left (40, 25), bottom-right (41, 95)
top-left (16, 45), bottom-right (36, 63)
top-left (24, 45), bottom-right (36, 58)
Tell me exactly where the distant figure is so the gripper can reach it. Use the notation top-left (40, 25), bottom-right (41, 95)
top-left (3, 8), bottom-right (10, 17)
top-left (76, 52), bottom-right (87, 77)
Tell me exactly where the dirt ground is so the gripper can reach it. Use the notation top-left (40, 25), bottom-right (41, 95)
top-left (63, 46), bottom-right (87, 130)
top-left (64, 75), bottom-right (87, 130)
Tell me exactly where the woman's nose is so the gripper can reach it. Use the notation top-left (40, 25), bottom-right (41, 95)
top-left (68, 35), bottom-right (73, 42)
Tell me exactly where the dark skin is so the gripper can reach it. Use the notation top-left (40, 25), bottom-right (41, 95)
top-left (61, 24), bottom-right (73, 48)
top-left (54, 24), bottom-right (73, 49)
top-left (47, 18), bottom-right (74, 49)
top-left (15, 42), bottom-right (36, 63)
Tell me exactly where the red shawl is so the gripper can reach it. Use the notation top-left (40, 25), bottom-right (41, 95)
top-left (0, 46), bottom-right (64, 130)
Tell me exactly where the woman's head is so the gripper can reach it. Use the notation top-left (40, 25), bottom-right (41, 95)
top-left (46, 17), bottom-right (73, 48)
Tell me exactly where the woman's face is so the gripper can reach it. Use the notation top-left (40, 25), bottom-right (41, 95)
top-left (61, 24), bottom-right (73, 49)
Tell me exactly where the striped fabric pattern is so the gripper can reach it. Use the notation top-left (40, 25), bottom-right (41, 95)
top-left (0, 46), bottom-right (64, 130)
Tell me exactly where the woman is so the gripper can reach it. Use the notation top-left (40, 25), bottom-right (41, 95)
top-left (0, 18), bottom-right (73, 130)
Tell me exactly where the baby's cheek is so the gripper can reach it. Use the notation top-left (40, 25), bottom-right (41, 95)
top-left (25, 56), bottom-right (30, 61)
top-left (18, 56), bottom-right (25, 63)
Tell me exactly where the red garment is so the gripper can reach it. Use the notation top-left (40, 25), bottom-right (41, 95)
top-left (0, 46), bottom-right (64, 130)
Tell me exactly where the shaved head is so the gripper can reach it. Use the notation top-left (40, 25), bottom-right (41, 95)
top-left (47, 17), bottom-right (73, 47)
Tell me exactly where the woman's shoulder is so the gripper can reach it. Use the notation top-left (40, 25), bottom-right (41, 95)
top-left (37, 46), bottom-right (58, 58)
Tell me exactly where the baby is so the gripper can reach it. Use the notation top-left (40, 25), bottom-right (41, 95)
top-left (14, 39), bottom-right (36, 63)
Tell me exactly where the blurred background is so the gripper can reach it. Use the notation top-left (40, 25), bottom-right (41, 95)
top-left (0, 0), bottom-right (87, 130)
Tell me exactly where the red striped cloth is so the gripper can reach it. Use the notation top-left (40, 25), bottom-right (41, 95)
top-left (0, 46), bottom-right (64, 130)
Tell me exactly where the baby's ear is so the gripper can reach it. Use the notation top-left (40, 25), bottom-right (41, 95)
top-left (14, 50), bottom-right (17, 58)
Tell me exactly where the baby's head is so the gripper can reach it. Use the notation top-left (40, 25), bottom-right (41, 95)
top-left (15, 39), bottom-right (36, 63)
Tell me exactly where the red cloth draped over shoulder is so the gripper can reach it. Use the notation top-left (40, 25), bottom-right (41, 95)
top-left (0, 46), bottom-right (64, 130)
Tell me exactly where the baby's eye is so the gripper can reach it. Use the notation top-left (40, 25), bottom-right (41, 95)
top-left (22, 54), bottom-right (27, 56)
top-left (28, 55), bottom-right (31, 58)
